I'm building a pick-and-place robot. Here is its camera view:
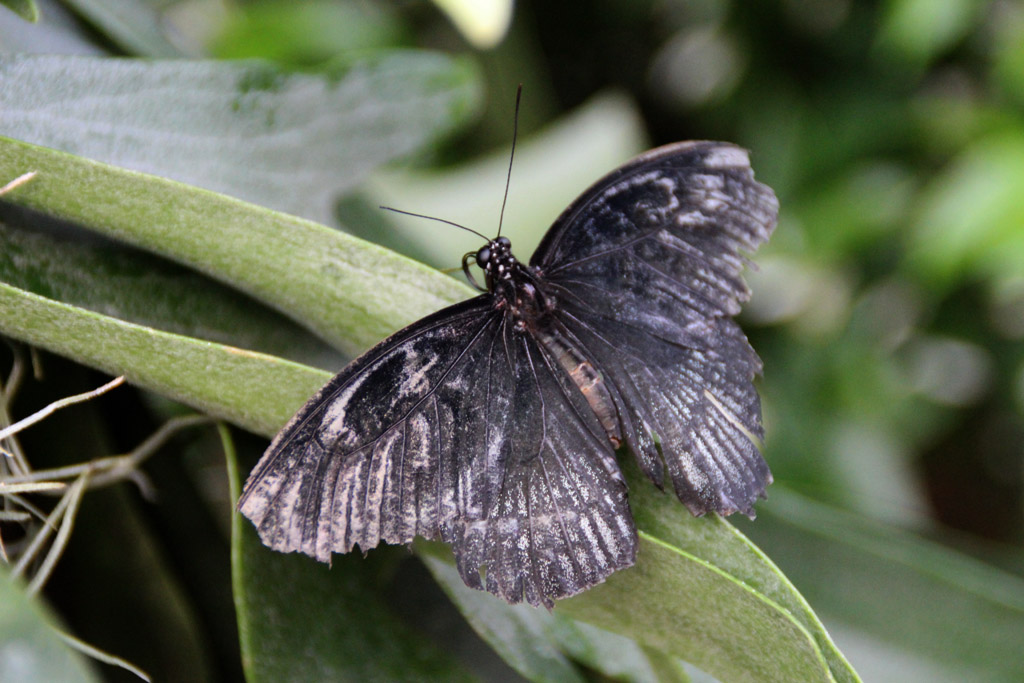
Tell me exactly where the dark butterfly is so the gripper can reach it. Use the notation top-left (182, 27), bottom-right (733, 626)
top-left (238, 140), bottom-right (778, 607)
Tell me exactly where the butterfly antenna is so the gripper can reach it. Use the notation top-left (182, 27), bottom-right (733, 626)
top-left (380, 206), bottom-right (490, 242)
top-left (497, 84), bottom-right (522, 238)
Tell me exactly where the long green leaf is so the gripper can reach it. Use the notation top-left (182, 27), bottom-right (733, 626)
top-left (224, 425), bottom-right (475, 682)
top-left (0, 216), bottom-right (341, 367)
top-left (0, 281), bottom-right (328, 436)
top-left (0, 52), bottom-right (482, 223)
top-left (561, 533), bottom-right (834, 682)
top-left (0, 137), bottom-right (472, 356)
top-left (421, 523), bottom-right (835, 683)
top-left (423, 460), bottom-right (859, 682)
top-left (421, 551), bottom-right (690, 683)
top-left (625, 466), bottom-right (858, 682)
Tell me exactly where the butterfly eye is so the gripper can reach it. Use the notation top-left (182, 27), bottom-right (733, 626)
top-left (477, 246), bottom-right (491, 265)
top-left (497, 236), bottom-right (511, 248)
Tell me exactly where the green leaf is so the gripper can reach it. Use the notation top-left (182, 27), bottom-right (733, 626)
top-left (224, 425), bottom-right (475, 682)
top-left (907, 131), bottom-right (1024, 286)
top-left (419, 462), bottom-right (856, 683)
top-left (57, 0), bottom-right (183, 57)
top-left (1, 0), bottom-right (37, 22)
top-left (424, 520), bottom-right (840, 682)
top-left (0, 281), bottom-right (328, 436)
top-left (421, 549), bottom-right (689, 683)
top-left (545, 618), bottom-right (690, 683)
top-left (0, 52), bottom-right (482, 223)
top-left (557, 531), bottom-right (839, 683)
top-left (742, 489), bottom-right (1024, 681)
top-left (875, 0), bottom-right (980, 67)
top-left (0, 137), bottom-right (472, 356)
top-left (621, 469), bottom-right (858, 683)
top-left (0, 215), bottom-right (342, 368)
top-left (210, 0), bottom-right (404, 64)
top-left (0, 566), bottom-right (99, 682)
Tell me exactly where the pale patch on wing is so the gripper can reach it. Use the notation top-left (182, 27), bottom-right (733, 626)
top-left (397, 351), bottom-right (439, 397)
top-left (603, 169), bottom-right (663, 200)
top-left (704, 387), bottom-right (764, 450)
top-left (690, 173), bottom-right (725, 192)
top-left (674, 209), bottom-right (710, 227)
top-left (321, 365), bottom-right (374, 447)
top-left (703, 144), bottom-right (750, 169)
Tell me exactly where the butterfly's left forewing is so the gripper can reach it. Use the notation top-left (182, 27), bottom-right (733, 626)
top-left (239, 296), bottom-right (636, 607)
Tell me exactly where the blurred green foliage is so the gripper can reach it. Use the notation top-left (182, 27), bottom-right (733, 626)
top-left (2, 0), bottom-right (1024, 681)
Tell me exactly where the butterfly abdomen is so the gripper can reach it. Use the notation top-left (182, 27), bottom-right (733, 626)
top-left (538, 324), bottom-right (623, 450)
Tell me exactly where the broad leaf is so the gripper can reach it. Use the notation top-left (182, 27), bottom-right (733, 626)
top-left (421, 550), bottom-right (690, 682)
top-left (0, 52), bottom-right (481, 223)
top-left (57, 0), bottom-right (183, 57)
top-left (742, 489), bottom-right (1024, 681)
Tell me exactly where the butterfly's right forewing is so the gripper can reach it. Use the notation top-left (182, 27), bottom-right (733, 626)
top-left (239, 297), bottom-right (500, 560)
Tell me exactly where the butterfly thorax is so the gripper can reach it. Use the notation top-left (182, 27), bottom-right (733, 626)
top-left (476, 236), bottom-right (553, 325)
top-left (477, 237), bottom-right (622, 447)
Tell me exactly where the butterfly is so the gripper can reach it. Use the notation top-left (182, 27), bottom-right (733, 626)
top-left (238, 140), bottom-right (778, 608)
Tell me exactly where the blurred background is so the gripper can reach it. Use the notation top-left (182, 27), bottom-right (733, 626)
top-left (2, 0), bottom-right (1024, 681)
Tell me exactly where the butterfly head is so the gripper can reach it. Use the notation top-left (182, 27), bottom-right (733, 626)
top-left (462, 235), bottom-right (520, 292)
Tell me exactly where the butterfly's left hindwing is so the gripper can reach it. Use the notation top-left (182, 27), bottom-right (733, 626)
top-left (450, 326), bottom-right (636, 605)
top-left (239, 297), bottom-right (636, 607)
